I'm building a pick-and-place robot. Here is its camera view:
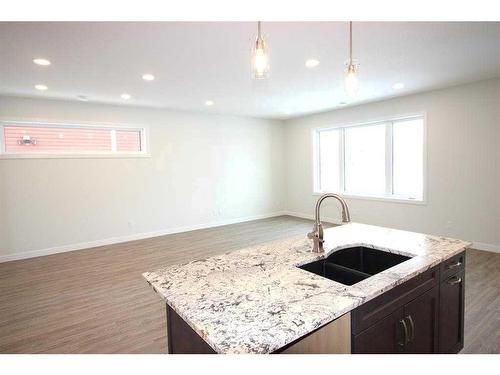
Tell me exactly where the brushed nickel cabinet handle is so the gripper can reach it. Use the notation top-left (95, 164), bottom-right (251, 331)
top-left (406, 315), bottom-right (415, 342)
top-left (446, 261), bottom-right (462, 270)
top-left (447, 276), bottom-right (462, 285)
top-left (398, 318), bottom-right (409, 347)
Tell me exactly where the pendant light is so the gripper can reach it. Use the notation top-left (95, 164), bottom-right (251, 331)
top-left (252, 21), bottom-right (270, 79)
top-left (344, 21), bottom-right (359, 97)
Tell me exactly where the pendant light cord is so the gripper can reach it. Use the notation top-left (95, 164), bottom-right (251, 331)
top-left (349, 21), bottom-right (353, 64)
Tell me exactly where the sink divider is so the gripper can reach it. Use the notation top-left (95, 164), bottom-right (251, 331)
top-left (323, 262), bottom-right (372, 285)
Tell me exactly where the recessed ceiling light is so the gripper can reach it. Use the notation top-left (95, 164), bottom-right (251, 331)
top-left (305, 59), bottom-right (320, 68)
top-left (35, 84), bottom-right (48, 91)
top-left (77, 95), bottom-right (89, 102)
top-left (121, 93), bottom-right (131, 100)
top-left (392, 82), bottom-right (405, 90)
top-left (33, 58), bottom-right (51, 66)
top-left (142, 74), bottom-right (155, 81)
top-left (205, 100), bottom-right (214, 106)
top-left (338, 102), bottom-right (348, 106)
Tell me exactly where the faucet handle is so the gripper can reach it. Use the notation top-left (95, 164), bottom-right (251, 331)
top-left (307, 231), bottom-right (324, 243)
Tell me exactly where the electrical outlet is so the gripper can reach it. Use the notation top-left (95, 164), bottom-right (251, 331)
top-left (445, 220), bottom-right (453, 229)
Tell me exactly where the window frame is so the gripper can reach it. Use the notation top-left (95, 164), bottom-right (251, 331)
top-left (312, 113), bottom-right (427, 205)
top-left (0, 119), bottom-right (150, 159)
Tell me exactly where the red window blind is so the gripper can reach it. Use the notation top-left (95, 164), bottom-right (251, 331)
top-left (2, 124), bottom-right (143, 154)
top-left (115, 130), bottom-right (141, 152)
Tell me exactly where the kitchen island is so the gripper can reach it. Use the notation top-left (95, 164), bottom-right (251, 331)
top-left (143, 223), bottom-right (469, 354)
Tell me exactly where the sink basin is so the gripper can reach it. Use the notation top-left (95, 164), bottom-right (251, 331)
top-left (298, 246), bottom-right (411, 286)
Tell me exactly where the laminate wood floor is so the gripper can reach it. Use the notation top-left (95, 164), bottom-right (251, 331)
top-left (0, 216), bottom-right (498, 353)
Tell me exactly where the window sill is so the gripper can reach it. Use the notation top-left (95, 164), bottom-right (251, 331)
top-left (0, 153), bottom-right (152, 160)
top-left (313, 191), bottom-right (427, 206)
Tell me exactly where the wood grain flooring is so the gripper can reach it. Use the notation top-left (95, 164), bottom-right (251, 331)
top-left (462, 248), bottom-right (500, 353)
top-left (0, 216), bottom-right (498, 353)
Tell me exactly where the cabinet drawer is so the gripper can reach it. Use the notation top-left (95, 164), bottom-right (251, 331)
top-left (352, 266), bottom-right (439, 335)
top-left (440, 251), bottom-right (465, 281)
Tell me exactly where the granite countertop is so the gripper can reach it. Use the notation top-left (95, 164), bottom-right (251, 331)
top-left (143, 223), bottom-right (470, 354)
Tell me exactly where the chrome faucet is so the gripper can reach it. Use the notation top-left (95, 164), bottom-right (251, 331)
top-left (307, 193), bottom-right (351, 253)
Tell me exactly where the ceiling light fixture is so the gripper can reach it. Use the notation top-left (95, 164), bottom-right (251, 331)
top-left (33, 58), bottom-right (51, 66)
top-left (392, 82), bottom-right (405, 90)
top-left (77, 95), bottom-right (89, 101)
top-left (142, 74), bottom-right (155, 81)
top-left (305, 59), bottom-right (320, 68)
top-left (205, 100), bottom-right (214, 106)
top-left (121, 93), bottom-right (131, 100)
top-left (35, 84), bottom-right (48, 91)
top-left (252, 21), bottom-right (270, 79)
top-left (344, 21), bottom-right (359, 97)
top-left (339, 101), bottom-right (348, 106)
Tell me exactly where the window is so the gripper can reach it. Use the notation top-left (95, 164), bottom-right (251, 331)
top-left (0, 121), bottom-right (148, 158)
top-left (314, 116), bottom-right (425, 202)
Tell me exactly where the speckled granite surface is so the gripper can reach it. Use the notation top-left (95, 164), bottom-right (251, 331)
top-left (143, 223), bottom-right (470, 354)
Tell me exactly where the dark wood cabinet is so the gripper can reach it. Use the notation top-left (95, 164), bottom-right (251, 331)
top-left (403, 285), bottom-right (439, 353)
top-left (439, 269), bottom-right (465, 353)
top-left (352, 252), bottom-right (465, 354)
top-left (352, 308), bottom-right (405, 353)
top-left (166, 305), bottom-right (216, 354)
top-left (352, 285), bottom-right (439, 353)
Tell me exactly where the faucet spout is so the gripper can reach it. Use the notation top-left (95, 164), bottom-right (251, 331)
top-left (308, 193), bottom-right (351, 253)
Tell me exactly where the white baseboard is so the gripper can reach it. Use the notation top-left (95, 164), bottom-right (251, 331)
top-left (471, 241), bottom-right (500, 253)
top-left (0, 211), bottom-right (287, 263)
top-left (284, 210), bottom-right (341, 225)
top-left (285, 211), bottom-right (500, 254)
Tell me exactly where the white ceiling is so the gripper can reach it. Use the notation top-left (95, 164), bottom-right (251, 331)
top-left (0, 22), bottom-right (499, 119)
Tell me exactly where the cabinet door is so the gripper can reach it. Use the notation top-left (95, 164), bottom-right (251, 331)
top-left (352, 308), bottom-right (405, 353)
top-left (403, 285), bottom-right (439, 353)
top-left (439, 270), bottom-right (465, 353)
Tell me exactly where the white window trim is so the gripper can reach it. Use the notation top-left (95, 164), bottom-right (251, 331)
top-left (312, 113), bottom-right (427, 205)
top-left (0, 119), bottom-right (150, 159)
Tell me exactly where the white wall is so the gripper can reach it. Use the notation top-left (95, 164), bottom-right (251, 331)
top-left (284, 78), bottom-right (500, 251)
top-left (2, 78), bottom-right (499, 261)
top-left (0, 96), bottom-right (286, 260)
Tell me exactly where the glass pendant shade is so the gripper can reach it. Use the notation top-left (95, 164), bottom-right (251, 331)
top-left (343, 21), bottom-right (359, 97)
top-left (344, 63), bottom-right (359, 97)
top-left (252, 22), bottom-right (269, 79)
